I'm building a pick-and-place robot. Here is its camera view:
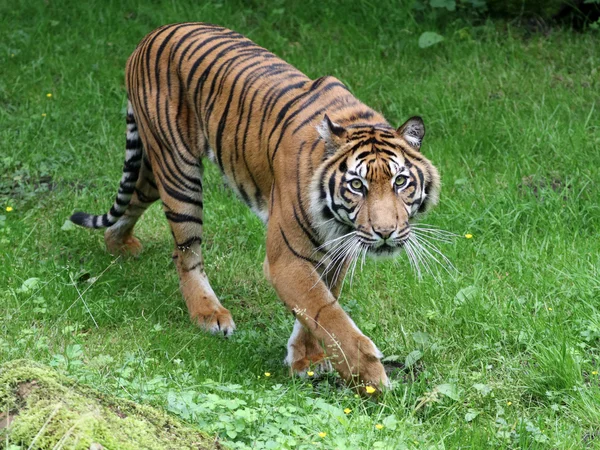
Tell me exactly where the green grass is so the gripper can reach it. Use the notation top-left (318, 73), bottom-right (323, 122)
top-left (1, 0), bottom-right (600, 448)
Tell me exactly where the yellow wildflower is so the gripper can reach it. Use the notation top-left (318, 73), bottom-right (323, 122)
top-left (6, 206), bottom-right (13, 212)
top-left (507, 401), bottom-right (512, 406)
top-left (46, 93), bottom-right (52, 98)
top-left (375, 424), bottom-right (384, 430)
top-left (548, 307), bottom-right (553, 311)
top-left (465, 233), bottom-right (473, 239)
top-left (264, 372), bottom-right (271, 377)
top-left (307, 371), bottom-right (314, 377)
top-left (592, 371), bottom-right (598, 376)
top-left (343, 408), bottom-right (351, 414)
top-left (41, 113), bottom-right (46, 117)
top-left (318, 432), bottom-right (326, 438)
top-left (365, 386), bottom-right (376, 394)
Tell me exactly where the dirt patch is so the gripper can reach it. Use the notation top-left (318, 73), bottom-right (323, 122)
top-left (0, 410), bottom-right (19, 430)
top-left (384, 360), bottom-right (425, 383)
top-left (519, 174), bottom-right (572, 201)
top-left (16, 380), bottom-right (39, 400)
top-left (109, 404), bottom-right (128, 419)
top-left (0, 172), bottom-right (56, 199)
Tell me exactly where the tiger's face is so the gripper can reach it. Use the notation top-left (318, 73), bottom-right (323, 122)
top-left (311, 115), bottom-right (440, 258)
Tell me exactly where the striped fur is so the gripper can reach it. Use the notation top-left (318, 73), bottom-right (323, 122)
top-left (70, 23), bottom-right (440, 392)
top-left (71, 102), bottom-right (143, 228)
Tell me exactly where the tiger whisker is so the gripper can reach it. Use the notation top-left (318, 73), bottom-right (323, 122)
top-left (314, 217), bottom-right (337, 229)
top-left (338, 240), bottom-right (363, 294)
top-left (410, 237), bottom-right (437, 279)
top-left (403, 240), bottom-right (422, 280)
top-left (312, 230), bottom-right (356, 254)
top-left (410, 225), bottom-right (458, 237)
top-left (412, 233), bottom-right (457, 274)
top-left (328, 238), bottom-right (359, 285)
top-left (411, 229), bottom-right (455, 244)
top-left (311, 235), bottom-right (357, 289)
top-left (312, 234), bottom-right (355, 272)
top-left (349, 245), bottom-right (367, 286)
top-left (360, 245), bottom-right (367, 271)
top-left (405, 239), bottom-right (426, 279)
top-left (411, 222), bottom-right (455, 231)
top-left (409, 239), bottom-right (445, 283)
top-left (320, 236), bottom-right (357, 272)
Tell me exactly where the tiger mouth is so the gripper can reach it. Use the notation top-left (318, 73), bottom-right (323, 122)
top-left (359, 238), bottom-right (406, 255)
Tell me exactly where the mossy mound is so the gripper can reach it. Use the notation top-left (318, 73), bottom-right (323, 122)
top-left (0, 360), bottom-right (220, 450)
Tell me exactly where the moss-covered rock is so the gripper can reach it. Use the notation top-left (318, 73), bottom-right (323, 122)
top-left (0, 360), bottom-right (220, 450)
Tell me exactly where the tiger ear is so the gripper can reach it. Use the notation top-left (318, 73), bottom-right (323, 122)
top-left (397, 116), bottom-right (425, 150)
top-left (318, 114), bottom-right (348, 155)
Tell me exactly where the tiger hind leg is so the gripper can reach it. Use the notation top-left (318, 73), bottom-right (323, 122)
top-left (158, 158), bottom-right (235, 336)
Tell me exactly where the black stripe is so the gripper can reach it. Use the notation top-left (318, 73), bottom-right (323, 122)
top-left (162, 181), bottom-right (203, 208)
top-left (165, 212), bottom-right (203, 225)
top-left (126, 138), bottom-right (141, 148)
top-left (119, 186), bottom-right (135, 195)
top-left (135, 188), bottom-right (156, 203)
top-left (183, 261), bottom-right (203, 272)
top-left (177, 236), bottom-right (202, 249)
top-left (116, 196), bottom-right (129, 206)
top-left (109, 205), bottom-right (124, 218)
top-left (314, 299), bottom-right (338, 327)
top-left (123, 159), bottom-right (141, 171)
top-left (270, 81), bottom-right (348, 163)
top-left (293, 207), bottom-right (321, 249)
top-left (101, 214), bottom-right (111, 227)
top-left (279, 227), bottom-right (319, 265)
top-left (212, 56), bottom-right (267, 169)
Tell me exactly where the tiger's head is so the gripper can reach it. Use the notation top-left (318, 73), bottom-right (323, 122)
top-left (310, 115), bottom-right (440, 258)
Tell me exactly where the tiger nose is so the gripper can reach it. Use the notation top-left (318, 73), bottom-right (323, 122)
top-left (373, 227), bottom-right (395, 240)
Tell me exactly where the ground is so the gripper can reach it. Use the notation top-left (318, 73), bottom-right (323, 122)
top-left (1, 0), bottom-right (600, 449)
top-left (0, 360), bottom-right (217, 449)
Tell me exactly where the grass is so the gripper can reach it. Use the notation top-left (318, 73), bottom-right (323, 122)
top-left (1, 0), bottom-right (600, 448)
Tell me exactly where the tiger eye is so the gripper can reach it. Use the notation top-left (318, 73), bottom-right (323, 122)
top-left (395, 175), bottom-right (407, 187)
top-left (350, 179), bottom-right (363, 190)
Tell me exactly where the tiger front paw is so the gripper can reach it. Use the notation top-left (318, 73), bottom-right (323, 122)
top-left (331, 335), bottom-right (390, 395)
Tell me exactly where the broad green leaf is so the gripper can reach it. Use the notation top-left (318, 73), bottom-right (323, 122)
top-left (455, 285), bottom-right (478, 304)
top-left (382, 354), bottom-right (402, 362)
top-left (418, 31), bottom-right (444, 49)
top-left (404, 350), bottom-right (423, 368)
top-left (473, 383), bottom-right (493, 396)
top-left (465, 409), bottom-right (480, 422)
top-left (412, 331), bottom-right (431, 345)
top-left (430, 0), bottom-right (456, 11)
top-left (17, 277), bottom-right (41, 293)
top-left (436, 383), bottom-right (460, 401)
top-left (382, 414), bottom-right (398, 430)
top-left (61, 219), bottom-right (77, 231)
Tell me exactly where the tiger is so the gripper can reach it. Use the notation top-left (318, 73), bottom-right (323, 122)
top-left (70, 22), bottom-right (440, 392)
